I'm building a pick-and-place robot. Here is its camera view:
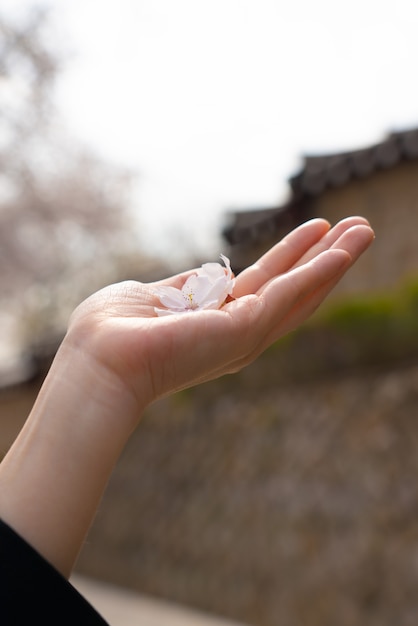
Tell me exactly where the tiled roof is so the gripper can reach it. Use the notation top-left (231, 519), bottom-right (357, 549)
top-left (223, 128), bottom-right (418, 246)
top-left (290, 128), bottom-right (418, 197)
top-left (222, 203), bottom-right (296, 246)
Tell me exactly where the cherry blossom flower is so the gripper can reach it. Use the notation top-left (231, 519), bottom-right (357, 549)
top-left (154, 254), bottom-right (235, 316)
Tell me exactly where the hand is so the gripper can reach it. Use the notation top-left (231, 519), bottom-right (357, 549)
top-left (0, 216), bottom-right (374, 577)
top-left (68, 216), bottom-right (374, 416)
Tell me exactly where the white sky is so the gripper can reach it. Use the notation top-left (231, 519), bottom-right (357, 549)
top-left (5, 0), bottom-right (418, 261)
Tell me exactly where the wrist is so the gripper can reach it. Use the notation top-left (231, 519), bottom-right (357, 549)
top-left (0, 325), bottom-right (145, 577)
top-left (61, 317), bottom-right (149, 432)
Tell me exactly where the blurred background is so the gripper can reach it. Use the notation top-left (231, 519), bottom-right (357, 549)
top-left (2, 1), bottom-right (418, 625)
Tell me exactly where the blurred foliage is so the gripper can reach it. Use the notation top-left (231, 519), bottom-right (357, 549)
top-left (0, 6), bottom-right (163, 351)
top-left (0, 7), bottom-right (137, 288)
top-left (258, 275), bottom-right (418, 383)
top-left (320, 275), bottom-right (418, 359)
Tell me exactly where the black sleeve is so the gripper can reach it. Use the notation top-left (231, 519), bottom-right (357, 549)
top-left (0, 519), bottom-right (110, 625)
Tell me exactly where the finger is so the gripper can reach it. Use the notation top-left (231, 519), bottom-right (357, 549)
top-left (329, 222), bottom-right (375, 256)
top-left (259, 223), bottom-right (375, 345)
top-left (207, 248), bottom-right (351, 379)
top-left (233, 218), bottom-right (331, 298)
top-left (255, 247), bottom-right (351, 337)
top-left (291, 215), bottom-right (371, 269)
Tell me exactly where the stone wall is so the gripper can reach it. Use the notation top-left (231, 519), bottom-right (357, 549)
top-left (2, 349), bottom-right (418, 625)
top-left (72, 351), bottom-right (418, 626)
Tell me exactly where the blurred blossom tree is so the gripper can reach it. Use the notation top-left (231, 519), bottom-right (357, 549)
top-left (0, 7), bottom-right (152, 351)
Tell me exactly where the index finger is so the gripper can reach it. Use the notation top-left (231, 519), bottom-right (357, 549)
top-left (233, 218), bottom-right (331, 298)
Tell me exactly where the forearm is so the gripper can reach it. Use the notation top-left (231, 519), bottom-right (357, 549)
top-left (0, 334), bottom-right (143, 578)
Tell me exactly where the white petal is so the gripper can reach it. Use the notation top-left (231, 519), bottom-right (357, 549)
top-left (220, 254), bottom-right (232, 274)
top-left (197, 262), bottom-right (225, 281)
top-left (154, 306), bottom-right (182, 316)
top-left (198, 276), bottom-right (226, 307)
top-left (153, 254), bottom-right (235, 315)
top-left (154, 285), bottom-right (187, 309)
top-left (182, 274), bottom-right (212, 304)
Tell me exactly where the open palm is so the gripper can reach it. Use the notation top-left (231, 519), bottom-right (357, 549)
top-left (68, 217), bottom-right (374, 411)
